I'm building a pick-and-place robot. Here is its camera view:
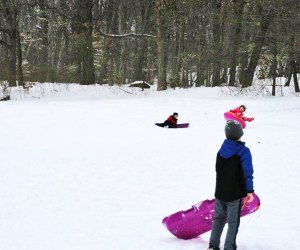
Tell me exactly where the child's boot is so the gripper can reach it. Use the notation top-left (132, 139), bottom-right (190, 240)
top-left (208, 244), bottom-right (220, 250)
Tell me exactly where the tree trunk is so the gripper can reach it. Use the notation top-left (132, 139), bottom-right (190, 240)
top-left (228, 0), bottom-right (245, 86)
top-left (271, 21), bottom-right (277, 96)
top-left (211, 0), bottom-right (222, 87)
top-left (241, 13), bottom-right (273, 88)
top-left (50, 29), bottom-right (63, 82)
top-left (101, 0), bottom-right (118, 85)
top-left (285, 72), bottom-right (292, 87)
top-left (116, 0), bottom-right (125, 84)
top-left (38, 0), bottom-right (49, 83)
top-left (285, 34), bottom-right (295, 87)
top-left (73, 0), bottom-right (95, 85)
top-left (292, 59), bottom-right (300, 92)
top-left (170, 11), bottom-right (184, 88)
top-left (156, 0), bottom-right (167, 91)
top-left (2, 0), bottom-right (18, 86)
top-left (271, 56), bottom-right (277, 96)
top-left (8, 28), bottom-right (17, 86)
top-left (196, 9), bottom-right (209, 87)
top-left (133, 1), bottom-right (152, 81)
top-left (81, 0), bottom-right (95, 85)
top-left (16, 26), bottom-right (24, 87)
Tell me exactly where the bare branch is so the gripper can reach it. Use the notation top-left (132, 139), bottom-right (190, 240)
top-left (97, 29), bottom-right (156, 39)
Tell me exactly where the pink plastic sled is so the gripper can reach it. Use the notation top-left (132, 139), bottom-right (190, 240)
top-left (162, 193), bottom-right (260, 240)
top-left (224, 112), bottom-right (246, 128)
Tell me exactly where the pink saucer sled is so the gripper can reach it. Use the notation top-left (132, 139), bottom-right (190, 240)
top-left (224, 112), bottom-right (246, 128)
top-left (162, 193), bottom-right (260, 240)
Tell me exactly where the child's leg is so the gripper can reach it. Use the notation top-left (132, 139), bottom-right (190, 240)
top-left (163, 120), bottom-right (171, 127)
top-left (209, 199), bottom-right (227, 248)
top-left (168, 123), bottom-right (177, 128)
top-left (224, 199), bottom-right (242, 250)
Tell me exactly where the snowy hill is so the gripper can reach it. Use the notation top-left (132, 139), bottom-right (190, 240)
top-left (0, 84), bottom-right (299, 250)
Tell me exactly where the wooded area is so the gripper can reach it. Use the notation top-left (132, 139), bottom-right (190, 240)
top-left (0, 0), bottom-right (299, 91)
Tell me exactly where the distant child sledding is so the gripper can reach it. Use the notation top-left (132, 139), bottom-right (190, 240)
top-left (155, 113), bottom-right (189, 128)
top-left (224, 105), bottom-right (254, 128)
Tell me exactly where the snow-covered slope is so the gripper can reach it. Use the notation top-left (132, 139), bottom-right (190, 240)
top-left (0, 85), bottom-right (299, 250)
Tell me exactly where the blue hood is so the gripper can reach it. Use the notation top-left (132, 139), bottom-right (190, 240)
top-left (219, 139), bottom-right (245, 159)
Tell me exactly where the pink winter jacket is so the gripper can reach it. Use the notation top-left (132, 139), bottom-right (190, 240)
top-left (230, 107), bottom-right (254, 122)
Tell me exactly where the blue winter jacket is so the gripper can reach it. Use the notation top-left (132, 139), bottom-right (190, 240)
top-left (219, 139), bottom-right (254, 193)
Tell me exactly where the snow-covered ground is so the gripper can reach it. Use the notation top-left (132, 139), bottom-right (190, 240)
top-left (0, 84), bottom-right (299, 250)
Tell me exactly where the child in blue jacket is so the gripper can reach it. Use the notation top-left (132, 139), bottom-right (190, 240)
top-left (208, 120), bottom-right (254, 250)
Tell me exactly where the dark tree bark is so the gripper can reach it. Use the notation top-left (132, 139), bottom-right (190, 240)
top-left (81, 0), bottom-right (95, 85)
top-left (285, 72), bottom-right (292, 87)
top-left (271, 52), bottom-right (277, 96)
top-left (16, 26), bottom-right (24, 87)
top-left (38, 0), bottom-right (49, 83)
top-left (241, 5), bottom-right (274, 88)
top-left (133, 1), bottom-right (152, 81)
top-left (7, 4), bottom-right (18, 87)
top-left (156, 0), bottom-right (167, 91)
top-left (211, 0), bottom-right (222, 87)
top-left (116, 0), bottom-right (125, 85)
top-left (195, 3), bottom-right (209, 87)
top-left (8, 28), bottom-right (17, 86)
top-left (228, 0), bottom-right (245, 86)
top-left (271, 20), bottom-right (277, 96)
top-left (98, 0), bottom-right (117, 85)
top-left (74, 0), bottom-right (95, 85)
top-left (170, 6), bottom-right (185, 88)
top-left (291, 59), bottom-right (300, 92)
top-left (285, 34), bottom-right (295, 88)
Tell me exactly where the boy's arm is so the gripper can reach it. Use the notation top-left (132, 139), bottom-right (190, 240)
top-left (241, 148), bottom-right (254, 193)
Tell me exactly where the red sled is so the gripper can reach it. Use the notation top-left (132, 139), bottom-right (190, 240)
top-left (162, 193), bottom-right (260, 240)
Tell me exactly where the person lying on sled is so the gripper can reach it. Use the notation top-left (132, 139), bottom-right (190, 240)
top-left (230, 105), bottom-right (254, 122)
top-left (157, 112), bottom-right (178, 128)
